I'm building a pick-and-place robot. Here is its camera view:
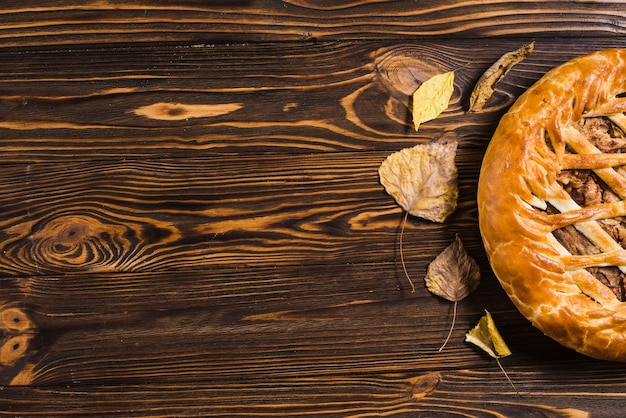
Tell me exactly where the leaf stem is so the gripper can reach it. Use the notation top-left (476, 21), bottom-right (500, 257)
top-left (399, 211), bottom-right (416, 292)
top-left (495, 357), bottom-right (520, 396)
top-left (439, 301), bottom-right (457, 351)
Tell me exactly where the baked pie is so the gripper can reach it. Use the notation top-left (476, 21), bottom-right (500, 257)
top-left (478, 48), bottom-right (626, 361)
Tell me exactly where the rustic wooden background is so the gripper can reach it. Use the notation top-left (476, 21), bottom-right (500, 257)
top-left (1, 1), bottom-right (626, 416)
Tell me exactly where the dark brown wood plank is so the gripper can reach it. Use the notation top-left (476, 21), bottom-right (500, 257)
top-left (1, 264), bottom-right (625, 415)
top-left (0, 1), bottom-right (625, 47)
top-left (1, 39), bottom-right (624, 162)
top-left (0, 371), bottom-right (621, 417)
top-left (0, 264), bottom-right (506, 386)
top-left (0, 152), bottom-right (482, 276)
top-left (3, 5), bottom-right (626, 416)
top-left (0, 374), bottom-right (615, 417)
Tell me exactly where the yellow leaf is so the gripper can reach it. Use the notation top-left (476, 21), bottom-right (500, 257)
top-left (465, 310), bottom-right (511, 358)
top-left (378, 134), bottom-right (458, 223)
top-left (465, 310), bottom-right (519, 394)
top-left (412, 70), bottom-right (455, 131)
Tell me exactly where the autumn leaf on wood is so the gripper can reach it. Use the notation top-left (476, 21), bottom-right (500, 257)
top-left (412, 70), bottom-right (455, 131)
top-left (378, 133), bottom-right (459, 292)
top-left (468, 42), bottom-right (534, 112)
top-left (424, 235), bottom-right (480, 350)
top-left (425, 235), bottom-right (481, 302)
top-left (378, 134), bottom-right (458, 223)
top-left (466, 310), bottom-right (511, 358)
top-left (466, 310), bottom-right (518, 394)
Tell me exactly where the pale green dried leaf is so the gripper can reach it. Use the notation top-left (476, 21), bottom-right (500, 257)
top-left (378, 134), bottom-right (458, 223)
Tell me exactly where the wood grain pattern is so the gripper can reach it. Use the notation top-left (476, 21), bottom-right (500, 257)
top-left (0, 376), bottom-right (603, 417)
top-left (0, 264), bottom-right (511, 385)
top-left (0, 1), bottom-right (625, 48)
top-left (0, 153), bottom-right (482, 276)
top-left (3, 2), bottom-right (626, 416)
top-left (1, 264), bottom-right (625, 415)
top-left (0, 39), bottom-right (622, 162)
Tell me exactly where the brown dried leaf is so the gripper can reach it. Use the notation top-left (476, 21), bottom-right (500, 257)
top-left (469, 42), bottom-right (534, 112)
top-left (425, 235), bottom-right (480, 350)
top-left (378, 134), bottom-right (458, 223)
top-left (424, 235), bottom-right (481, 302)
top-left (412, 70), bottom-right (455, 131)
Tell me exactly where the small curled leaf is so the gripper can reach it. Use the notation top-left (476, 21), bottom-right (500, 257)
top-left (465, 310), bottom-right (511, 359)
top-left (469, 42), bottom-right (534, 112)
top-left (466, 310), bottom-right (519, 395)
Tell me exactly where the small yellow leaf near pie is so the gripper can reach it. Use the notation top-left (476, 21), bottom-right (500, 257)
top-left (412, 70), bottom-right (455, 131)
top-left (465, 310), bottom-right (512, 358)
top-left (378, 134), bottom-right (458, 223)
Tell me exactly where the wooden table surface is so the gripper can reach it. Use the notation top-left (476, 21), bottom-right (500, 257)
top-left (1, 1), bottom-right (626, 416)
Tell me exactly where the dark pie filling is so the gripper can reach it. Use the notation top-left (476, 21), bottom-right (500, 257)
top-left (553, 116), bottom-right (626, 301)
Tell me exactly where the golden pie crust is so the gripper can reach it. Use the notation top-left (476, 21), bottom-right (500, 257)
top-left (478, 48), bottom-right (626, 361)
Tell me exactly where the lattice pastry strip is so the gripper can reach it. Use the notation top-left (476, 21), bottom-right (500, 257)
top-left (548, 114), bottom-right (626, 290)
top-left (545, 232), bottom-right (622, 309)
top-left (546, 123), bottom-right (626, 275)
top-left (562, 125), bottom-right (626, 196)
top-left (547, 185), bottom-right (626, 284)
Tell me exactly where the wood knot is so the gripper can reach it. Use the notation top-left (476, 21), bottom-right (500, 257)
top-left (132, 102), bottom-right (243, 121)
top-left (375, 45), bottom-right (434, 99)
top-left (0, 307), bottom-right (35, 332)
top-left (373, 45), bottom-right (461, 126)
top-left (0, 335), bottom-right (33, 367)
top-left (0, 303), bottom-right (36, 368)
top-left (57, 222), bottom-right (89, 245)
top-left (409, 371), bottom-right (441, 399)
top-left (16, 213), bottom-right (140, 272)
top-left (29, 215), bottom-right (123, 269)
top-left (3, 211), bottom-right (181, 274)
top-left (282, 0), bottom-right (374, 11)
